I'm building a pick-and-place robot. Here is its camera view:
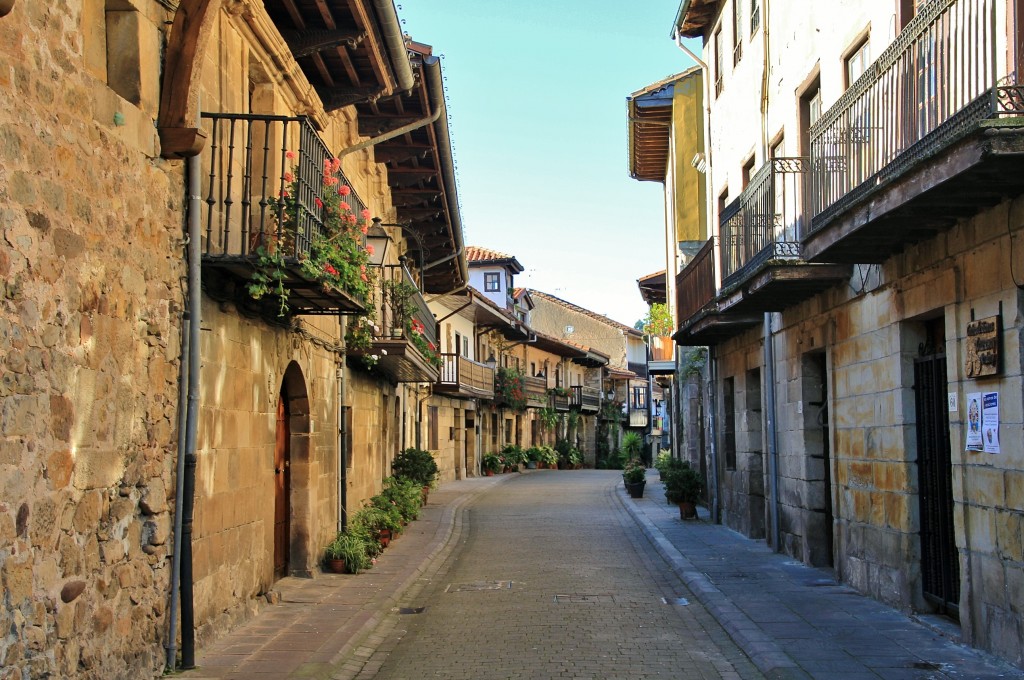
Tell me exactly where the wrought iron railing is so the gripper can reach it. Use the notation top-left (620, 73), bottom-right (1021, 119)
top-left (199, 113), bottom-right (367, 261)
top-left (569, 385), bottom-right (601, 411)
top-left (438, 354), bottom-right (495, 397)
top-left (375, 263), bottom-right (436, 348)
top-left (809, 0), bottom-right (1023, 232)
top-left (676, 238), bottom-right (716, 325)
top-left (721, 157), bottom-right (807, 287)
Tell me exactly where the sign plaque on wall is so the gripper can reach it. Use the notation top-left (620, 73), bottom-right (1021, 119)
top-left (965, 314), bottom-right (1001, 379)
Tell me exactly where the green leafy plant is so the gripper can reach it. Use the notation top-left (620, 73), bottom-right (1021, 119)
top-left (495, 367), bottom-right (527, 412)
top-left (525, 446), bottom-right (544, 462)
top-left (249, 156), bottom-right (376, 316)
top-left (384, 279), bottom-right (442, 369)
top-left (392, 448), bottom-right (439, 488)
top-left (622, 458), bottom-right (646, 484)
top-left (381, 476), bottom-right (423, 522)
top-left (325, 531), bottom-right (371, 574)
top-left (538, 406), bottom-right (559, 431)
top-left (621, 431), bottom-right (643, 460)
top-left (500, 444), bottom-right (525, 469)
top-left (482, 453), bottom-right (502, 474)
top-left (642, 302), bottom-right (675, 337)
top-left (663, 461), bottom-right (704, 505)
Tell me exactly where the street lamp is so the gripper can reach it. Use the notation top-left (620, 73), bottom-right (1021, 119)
top-left (365, 218), bottom-right (390, 267)
top-left (485, 353), bottom-right (497, 371)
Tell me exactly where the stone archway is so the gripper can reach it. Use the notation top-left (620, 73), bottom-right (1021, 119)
top-left (279, 361), bottom-right (314, 577)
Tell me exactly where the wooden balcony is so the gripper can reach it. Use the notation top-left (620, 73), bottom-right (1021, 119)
top-left (804, 0), bottom-right (1024, 263)
top-left (717, 159), bottom-right (850, 315)
top-left (523, 375), bottom-right (549, 409)
top-left (436, 354), bottom-right (495, 400)
top-left (551, 389), bottom-right (570, 412)
top-left (198, 113), bottom-right (369, 317)
top-left (648, 335), bottom-right (675, 375)
top-left (569, 386), bottom-right (600, 413)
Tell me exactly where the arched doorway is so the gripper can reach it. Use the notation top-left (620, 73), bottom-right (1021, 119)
top-left (274, 362), bottom-right (313, 579)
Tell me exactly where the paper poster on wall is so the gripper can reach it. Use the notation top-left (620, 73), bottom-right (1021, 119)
top-left (982, 391), bottom-right (1000, 454)
top-left (965, 392), bottom-right (983, 451)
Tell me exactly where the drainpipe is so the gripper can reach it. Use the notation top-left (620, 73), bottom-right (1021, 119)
top-left (337, 343), bottom-right (347, 533)
top-left (165, 270), bottom-right (190, 671)
top-left (372, 0), bottom-right (414, 94)
top-left (337, 106), bottom-right (440, 158)
top-left (178, 154), bottom-right (202, 669)
top-left (764, 314), bottom-right (781, 551)
top-left (707, 347), bottom-right (720, 523)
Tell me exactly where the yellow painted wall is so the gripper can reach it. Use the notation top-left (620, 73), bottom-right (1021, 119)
top-left (673, 71), bottom-right (707, 243)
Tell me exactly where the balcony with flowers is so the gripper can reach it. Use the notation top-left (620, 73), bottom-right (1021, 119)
top-left (803, 0), bottom-right (1024, 263)
top-left (198, 113), bottom-right (375, 317)
top-left (348, 263), bottom-right (441, 383)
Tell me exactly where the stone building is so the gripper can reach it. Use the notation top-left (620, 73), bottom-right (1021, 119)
top-left (656, 0), bottom-right (1024, 667)
top-left (0, 1), bottom-right (468, 677)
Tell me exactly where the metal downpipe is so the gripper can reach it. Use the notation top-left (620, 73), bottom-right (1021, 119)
top-left (764, 314), bottom-right (781, 551)
top-left (165, 272), bottom-right (190, 671)
top-left (707, 347), bottom-right (720, 523)
top-left (181, 153), bottom-right (202, 669)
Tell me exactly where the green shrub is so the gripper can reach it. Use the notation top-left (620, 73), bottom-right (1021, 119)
top-left (482, 453), bottom-right (502, 473)
top-left (663, 462), bottom-right (704, 505)
top-left (325, 532), bottom-right (371, 573)
top-left (622, 459), bottom-right (646, 484)
top-left (392, 447), bottom-right (439, 488)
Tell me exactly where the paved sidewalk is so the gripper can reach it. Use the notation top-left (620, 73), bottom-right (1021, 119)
top-left (619, 469), bottom-right (1024, 680)
top-left (180, 474), bottom-right (509, 679)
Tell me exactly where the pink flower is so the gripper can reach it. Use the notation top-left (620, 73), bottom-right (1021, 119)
top-left (286, 151), bottom-right (296, 160)
top-left (324, 264), bottom-right (339, 276)
top-left (314, 197), bottom-right (323, 209)
top-left (323, 158), bottom-right (333, 174)
top-left (280, 190), bottom-right (289, 198)
top-left (331, 158), bottom-right (342, 173)
top-left (346, 215), bottom-right (357, 225)
top-left (360, 264), bottom-right (367, 273)
top-left (339, 202), bottom-right (350, 212)
top-left (360, 224), bottom-right (369, 235)
top-left (360, 209), bottom-right (371, 220)
top-left (361, 273), bottom-right (369, 282)
top-left (428, 342), bottom-right (436, 351)
top-left (339, 185), bottom-right (351, 196)
top-left (284, 172), bottom-right (294, 183)
top-left (365, 244), bottom-right (375, 255)
top-left (324, 175), bottom-right (339, 186)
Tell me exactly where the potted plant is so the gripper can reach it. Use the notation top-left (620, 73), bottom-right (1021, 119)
top-left (663, 462), bottom-right (705, 519)
top-left (482, 453), bottom-right (502, 476)
top-left (525, 446), bottom-right (543, 469)
top-left (392, 447), bottom-right (439, 502)
top-left (539, 446), bottom-right (559, 469)
top-left (500, 444), bottom-right (524, 472)
top-left (622, 459), bottom-right (647, 498)
top-left (325, 531), bottom-right (370, 574)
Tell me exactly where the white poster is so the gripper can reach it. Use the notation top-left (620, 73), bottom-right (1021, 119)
top-left (982, 391), bottom-right (1000, 454)
top-left (965, 392), bottom-right (983, 451)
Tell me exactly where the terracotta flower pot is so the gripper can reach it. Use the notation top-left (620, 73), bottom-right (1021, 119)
top-left (327, 558), bottom-right (348, 574)
top-left (678, 501), bottom-right (697, 519)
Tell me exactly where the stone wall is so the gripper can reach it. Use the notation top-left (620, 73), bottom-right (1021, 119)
top-left (709, 196), bottom-right (1024, 667)
top-left (0, 2), bottom-right (183, 677)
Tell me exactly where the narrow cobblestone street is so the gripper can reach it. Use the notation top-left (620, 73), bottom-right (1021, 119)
top-left (362, 470), bottom-right (760, 680)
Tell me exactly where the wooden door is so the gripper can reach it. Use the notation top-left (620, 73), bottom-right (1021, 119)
top-left (274, 393), bottom-right (290, 579)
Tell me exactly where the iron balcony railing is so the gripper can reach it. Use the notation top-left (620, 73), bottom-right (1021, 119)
top-left (676, 238), bottom-right (716, 325)
top-left (199, 113), bottom-right (367, 262)
top-left (721, 157), bottom-right (807, 287)
top-left (375, 263), bottom-right (437, 348)
top-left (809, 0), bottom-right (1023, 232)
top-left (438, 354), bottom-right (495, 398)
top-left (569, 385), bottom-right (601, 411)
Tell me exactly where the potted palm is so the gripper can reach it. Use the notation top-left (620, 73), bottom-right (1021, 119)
top-left (663, 462), bottom-right (704, 519)
top-left (622, 459), bottom-right (647, 498)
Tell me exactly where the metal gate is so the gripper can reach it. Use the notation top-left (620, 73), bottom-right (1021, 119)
top-left (914, 350), bottom-right (959, 618)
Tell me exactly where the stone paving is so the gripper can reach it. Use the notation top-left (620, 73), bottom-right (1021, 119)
top-left (181, 469), bottom-right (1024, 680)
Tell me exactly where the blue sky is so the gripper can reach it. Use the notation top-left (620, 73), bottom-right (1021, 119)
top-left (397, 0), bottom-right (699, 328)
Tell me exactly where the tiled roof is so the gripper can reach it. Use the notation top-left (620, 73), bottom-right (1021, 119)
top-left (529, 290), bottom-right (643, 337)
top-left (466, 246), bottom-right (512, 262)
top-left (465, 246), bottom-right (524, 273)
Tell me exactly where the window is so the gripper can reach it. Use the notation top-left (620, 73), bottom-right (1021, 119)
top-left (713, 26), bottom-right (724, 96)
top-left (454, 332), bottom-right (461, 356)
top-left (844, 34), bottom-right (870, 89)
top-left (769, 134), bottom-right (784, 159)
top-left (723, 377), bottom-right (736, 470)
top-left (463, 336), bottom-right (469, 357)
top-left (741, 155), bottom-right (755, 189)
top-left (732, 1), bottom-right (743, 65)
top-left (718, 187), bottom-right (730, 215)
top-left (484, 272), bottom-right (500, 292)
top-left (490, 413), bottom-right (498, 447)
top-left (530, 362), bottom-right (537, 376)
top-left (750, 0), bottom-right (761, 35)
top-left (798, 76), bottom-right (821, 157)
